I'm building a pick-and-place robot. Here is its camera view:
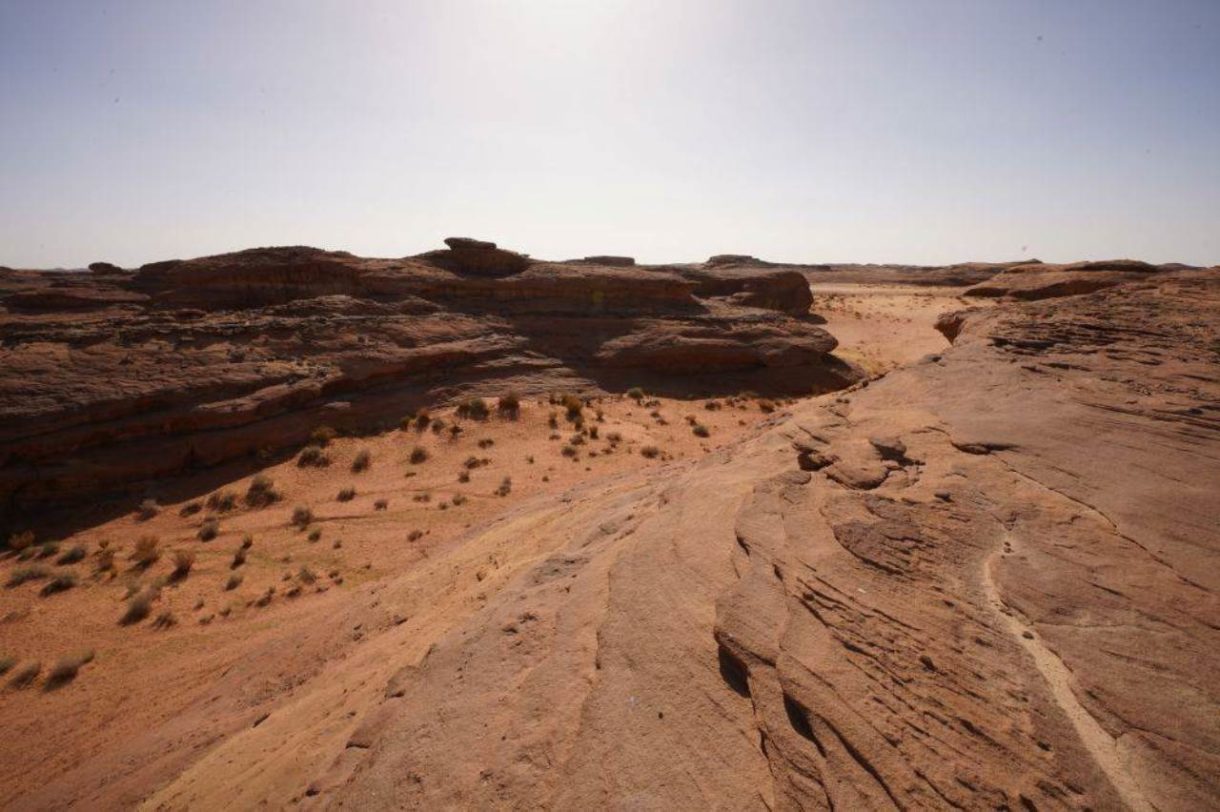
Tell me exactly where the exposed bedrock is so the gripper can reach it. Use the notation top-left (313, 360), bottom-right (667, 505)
top-left (0, 239), bottom-right (858, 516)
top-left (294, 269), bottom-right (1219, 810)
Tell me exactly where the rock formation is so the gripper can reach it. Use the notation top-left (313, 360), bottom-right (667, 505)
top-left (293, 267), bottom-right (1220, 810)
top-left (0, 239), bottom-right (857, 517)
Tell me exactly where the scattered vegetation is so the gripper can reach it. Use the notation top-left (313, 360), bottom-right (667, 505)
top-left (451, 493), bottom-right (467, 506)
top-left (6, 566), bottom-right (48, 588)
top-left (409, 446), bottom-right (430, 465)
top-left (457, 397), bottom-right (490, 420)
top-left (0, 656), bottom-right (13, 676)
top-left (627, 387), bottom-right (645, 401)
top-left (241, 534), bottom-right (254, 549)
top-left (374, 498), bottom-right (389, 511)
top-left (206, 490), bottom-right (238, 512)
top-left (758, 399), bottom-right (776, 413)
top-left (407, 530), bottom-right (424, 542)
top-left (225, 573), bottom-right (243, 591)
top-left (120, 588), bottom-right (158, 625)
top-left (351, 449), bottom-right (372, 473)
top-left (170, 550), bottom-right (195, 581)
top-left (231, 547), bottom-right (247, 569)
top-left (477, 438), bottom-right (495, 449)
top-left (307, 528), bottom-right (322, 542)
top-left (7, 530), bottom-right (35, 552)
top-left (35, 543), bottom-right (59, 559)
top-left (131, 536), bottom-right (161, 568)
top-left (457, 469), bottom-right (471, 483)
top-left (291, 506), bottom-right (314, 529)
top-left (561, 444), bottom-right (578, 458)
top-left (180, 501), bottom-right (202, 517)
top-left (692, 423), bottom-right (710, 438)
top-left (198, 517), bottom-right (220, 541)
top-left (495, 476), bottom-right (513, 497)
top-left (39, 574), bottom-right (77, 597)
top-left (152, 610), bottom-right (177, 630)
top-left (640, 445), bottom-right (661, 459)
top-left (337, 486), bottom-right (356, 502)
top-left (45, 650), bottom-right (94, 689)
top-left (298, 446), bottom-right (331, 468)
top-left (413, 410), bottom-right (431, 430)
top-left (8, 661), bottom-right (41, 689)
top-left (56, 545), bottom-right (87, 566)
top-left (244, 475), bottom-right (281, 507)
top-left (95, 548), bottom-right (116, 574)
top-left (310, 425), bottom-right (338, 447)
top-left (606, 431), bottom-right (623, 445)
top-left (560, 393), bottom-right (583, 422)
top-left (137, 498), bottom-right (160, 521)
top-left (497, 391), bottom-right (521, 417)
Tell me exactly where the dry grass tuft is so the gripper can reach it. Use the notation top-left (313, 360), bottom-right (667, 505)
top-left (56, 545), bottom-right (87, 565)
top-left (337, 486), bottom-right (356, 502)
top-left (39, 573), bottom-right (77, 597)
top-left (640, 445), bottom-right (661, 459)
top-left (131, 535), bottom-right (160, 568)
top-left (310, 426), bottom-right (338, 447)
top-left (45, 650), bottom-right (94, 689)
top-left (497, 391), bottom-right (521, 417)
top-left (291, 505), bottom-right (314, 529)
top-left (120, 587), bottom-right (158, 625)
top-left (456, 397), bottom-right (490, 420)
top-left (170, 550), bottom-right (195, 581)
top-left (298, 446), bottom-right (331, 468)
top-left (137, 498), bottom-right (160, 521)
top-left (195, 518), bottom-right (219, 542)
top-left (8, 661), bottom-right (41, 689)
top-left (351, 449), bottom-right (372, 473)
top-left (244, 475), bottom-right (281, 507)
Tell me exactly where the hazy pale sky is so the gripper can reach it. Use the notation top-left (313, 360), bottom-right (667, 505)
top-left (2, 0), bottom-right (1218, 268)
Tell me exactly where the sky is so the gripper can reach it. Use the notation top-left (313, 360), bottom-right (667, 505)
top-left (1, 0), bottom-right (1218, 268)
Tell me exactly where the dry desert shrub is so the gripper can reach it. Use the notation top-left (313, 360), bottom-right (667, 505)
top-left (7, 530), bottom-right (35, 551)
top-left (291, 505), bottom-right (313, 529)
top-left (457, 398), bottom-right (490, 420)
top-left (45, 650), bottom-right (94, 689)
top-left (409, 446), bottom-right (429, 465)
top-left (351, 449), bottom-right (372, 473)
top-left (8, 661), bottom-right (41, 689)
top-left (337, 486), bottom-right (356, 502)
top-left (195, 518), bottom-right (219, 541)
top-left (640, 445), bottom-right (661, 459)
top-left (692, 423), bottom-right (710, 438)
top-left (137, 498), bottom-right (160, 521)
top-left (495, 476), bottom-right (512, 497)
top-left (120, 587), bottom-right (158, 625)
top-left (170, 550), bottom-right (195, 581)
top-left (374, 498), bottom-right (388, 511)
top-left (310, 426), bottom-right (337, 447)
top-left (627, 387), bottom-right (645, 401)
top-left (56, 545), bottom-right (86, 565)
top-left (298, 446), bottom-right (331, 468)
top-left (225, 573), bottom-right (243, 591)
top-left (39, 574), bottom-right (76, 597)
top-left (130, 534), bottom-right (159, 565)
top-left (245, 475), bottom-right (281, 507)
top-left (497, 391), bottom-right (521, 417)
top-left (206, 490), bottom-right (238, 512)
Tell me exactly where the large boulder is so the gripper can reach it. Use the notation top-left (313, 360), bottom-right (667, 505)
top-left (418, 237), bottom-right (532, 277)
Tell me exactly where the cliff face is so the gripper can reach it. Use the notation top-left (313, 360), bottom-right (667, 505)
top-left (0, 240), bottom-right (857, 515)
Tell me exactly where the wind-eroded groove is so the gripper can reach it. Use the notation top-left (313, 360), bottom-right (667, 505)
top-left (982, 548), bottom-right (1153, 812)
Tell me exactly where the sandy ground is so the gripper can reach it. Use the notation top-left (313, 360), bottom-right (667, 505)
top-left (0, 283), bottom-right (957, 808)
top-left (811, 283), bottom-right (973, 375)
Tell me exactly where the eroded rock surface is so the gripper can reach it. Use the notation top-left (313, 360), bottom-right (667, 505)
top-left (0, 240), bottom-right (857, 515)
top-left (278, 269), bottom-right (1218, 810)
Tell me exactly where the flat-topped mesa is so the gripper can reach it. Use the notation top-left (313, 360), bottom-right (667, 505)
top-left (569, 255), bottom-right (636, 266)
top-left (130, 246), bottom-right (369, 308)
top-left (706, 253), bottom-right (773, 267)
top-left (417, 236), bottom-right (532, 277)
top-left (965, 258), bottom-right (1168, 300)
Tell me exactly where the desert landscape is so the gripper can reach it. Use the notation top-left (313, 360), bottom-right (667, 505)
top-left (0, 241), bottom-right (1216, 809)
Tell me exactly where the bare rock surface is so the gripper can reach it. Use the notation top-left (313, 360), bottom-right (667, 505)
top-left (274, 269), bottom-right (1216, 810)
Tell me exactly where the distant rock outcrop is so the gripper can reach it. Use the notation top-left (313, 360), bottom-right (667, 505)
top-left (0, 239), bottom-right (858, 514)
